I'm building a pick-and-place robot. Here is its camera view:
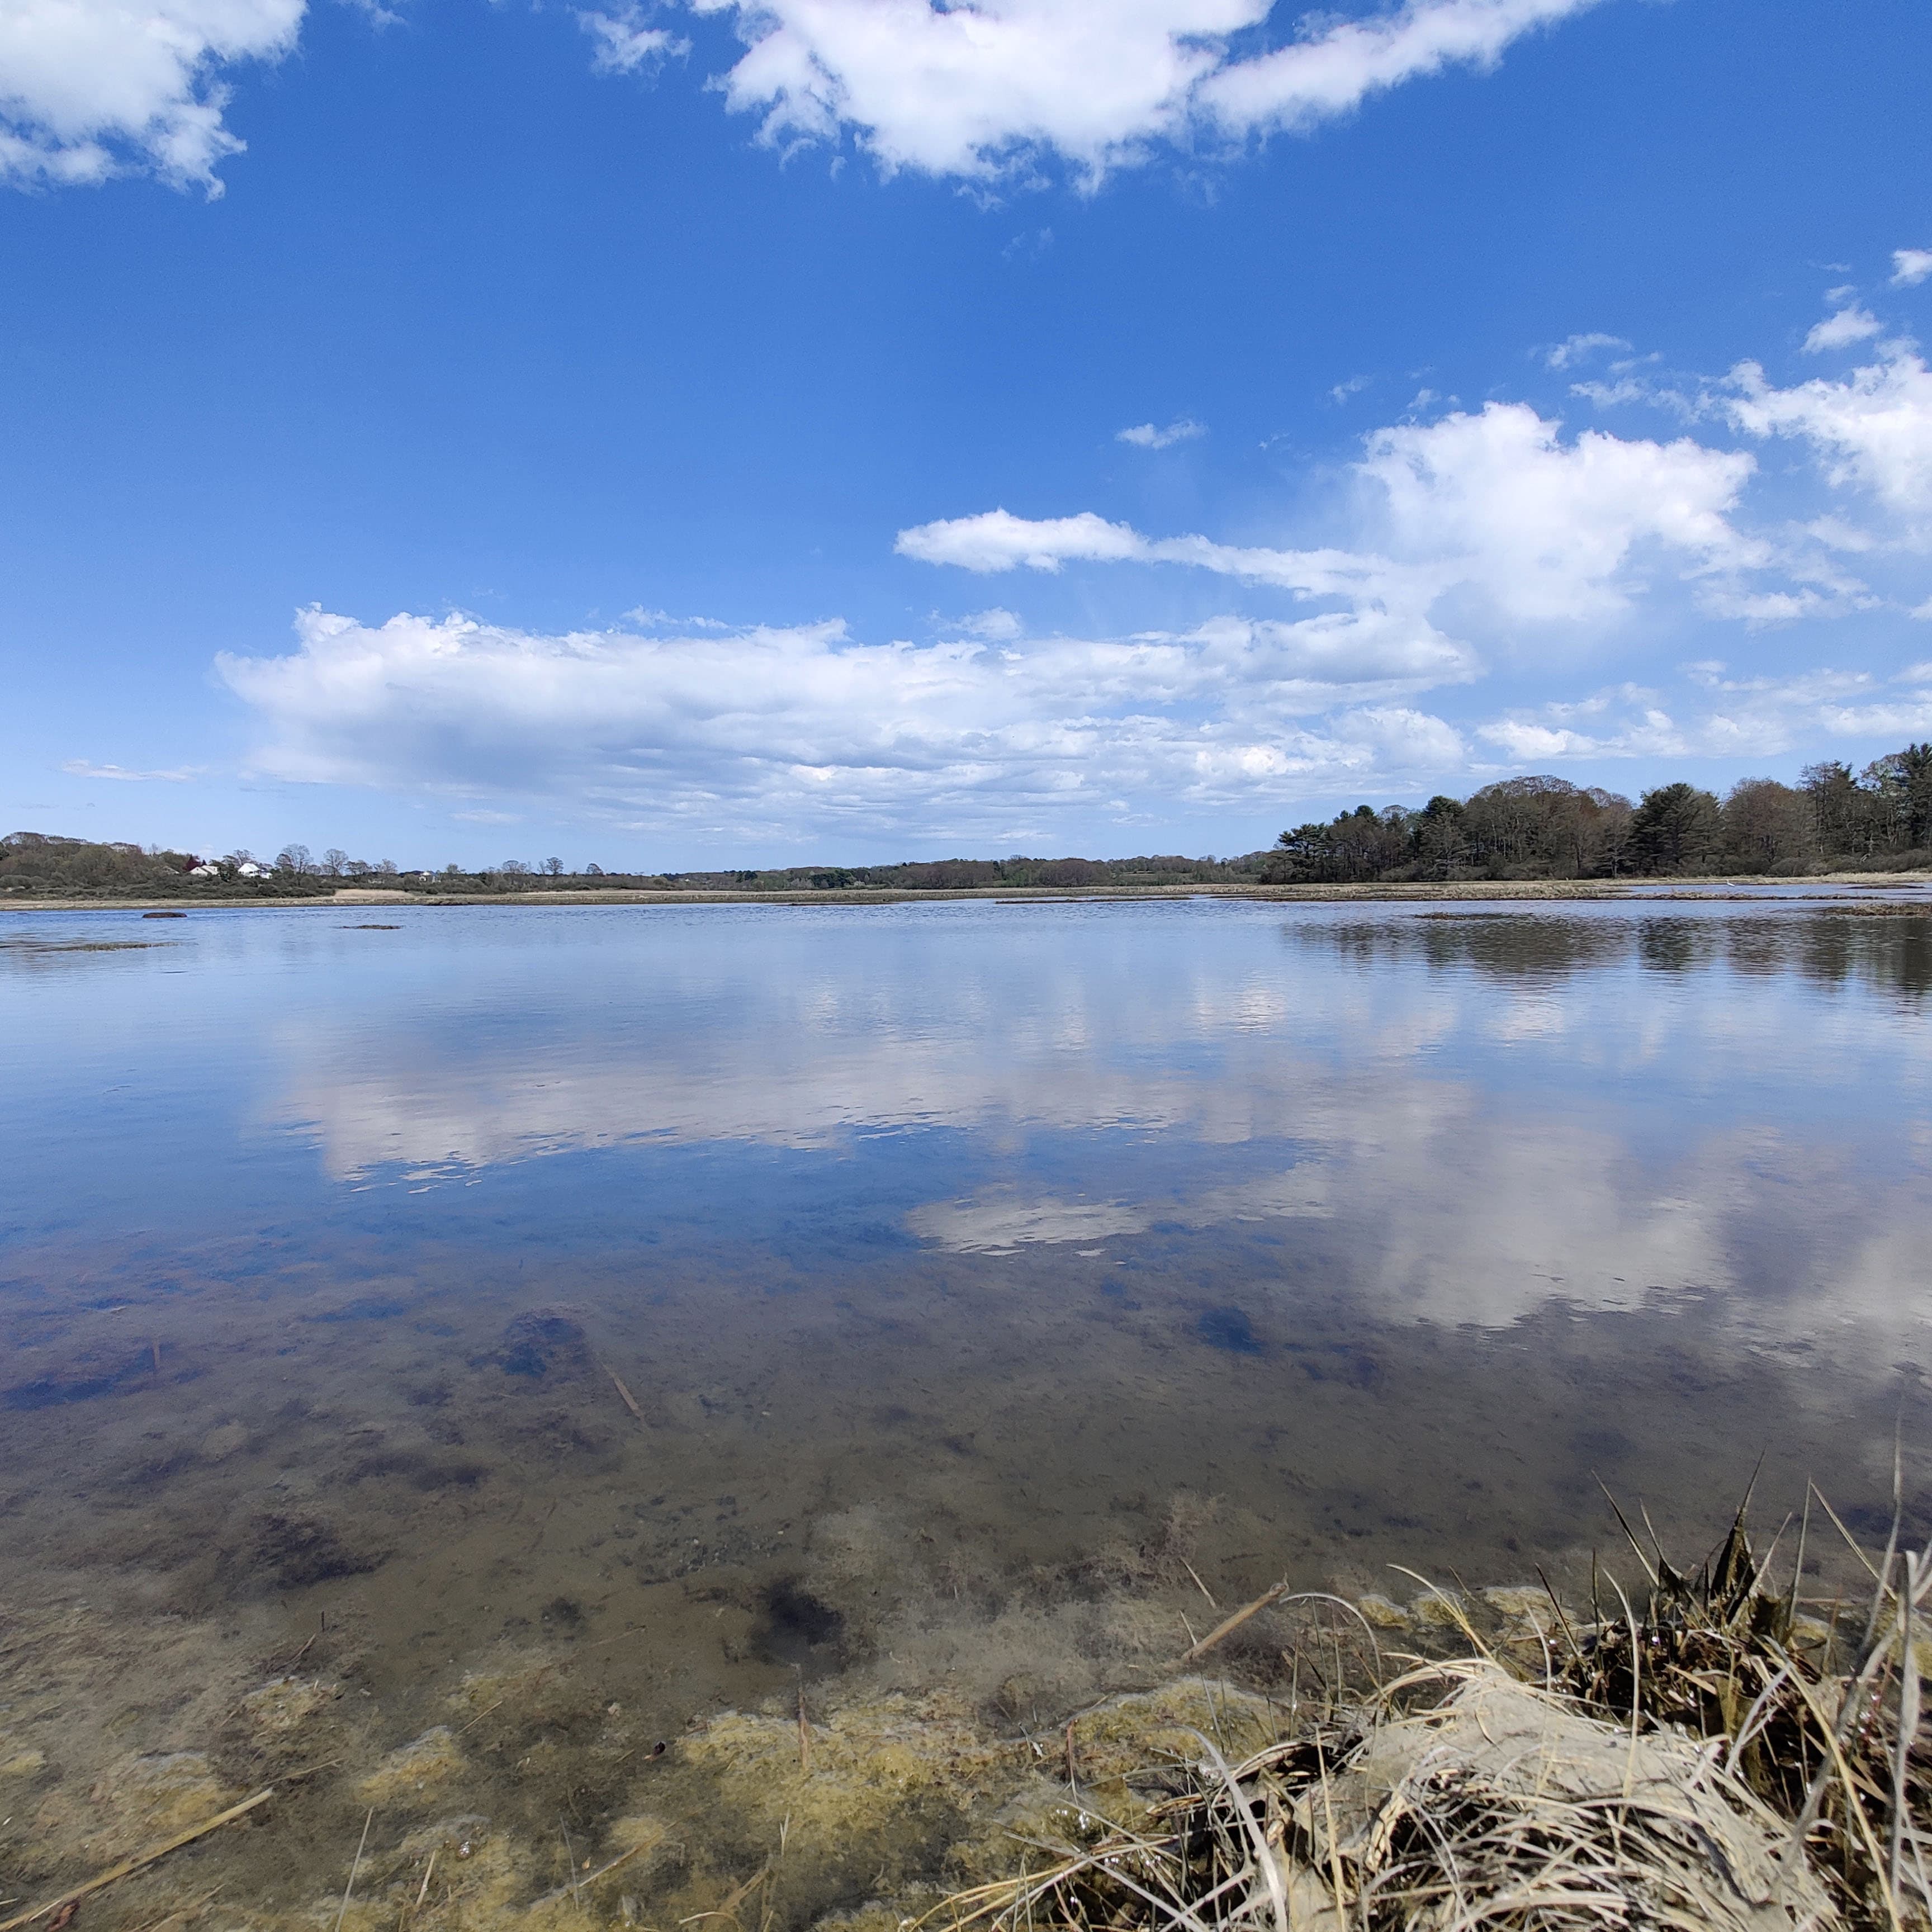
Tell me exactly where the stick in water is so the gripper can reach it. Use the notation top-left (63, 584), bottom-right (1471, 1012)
top-left (1178, 1582), bottom-right (1290, 1663)
top-left (0, 1789), bottom-right (274, 1932)
top-left (333, 1808), bottom-right (374, 1932)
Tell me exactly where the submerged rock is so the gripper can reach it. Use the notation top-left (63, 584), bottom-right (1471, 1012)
top-left (1355, 1592), bottom-right (1410, 1629)
top-left (493, 1310), bottom-right (593, 1381)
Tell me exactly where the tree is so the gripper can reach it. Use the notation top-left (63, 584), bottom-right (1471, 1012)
top-left (542, 856), bottom-right (564, 875)
top-left (1904, 744), bottom-right (1932, 849)
top-left (500, 859), bottom-right (532, 875)
top-left (1456, 776), bottom-right (1631, 878)
top-left (585, 862), bottom-right (604, 876)
top-left (1412, 795), bottom-right (1468, 879)
top-left (1800, 760), bottom-right (1876, 858)
top-left (1721, 778), bottom-right (1812, 872)
top-left (1863, 743), bottom-right (1932, 851)
top-left (322, 847), bottom-right (349, 877)
top-left (276, 843), bottom-right (315, 875)
top-left (1629, 782), bottom-right (1722, 874)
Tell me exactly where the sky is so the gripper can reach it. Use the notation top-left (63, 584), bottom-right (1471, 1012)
top-left (1, 0), bottom-right (1930, 870)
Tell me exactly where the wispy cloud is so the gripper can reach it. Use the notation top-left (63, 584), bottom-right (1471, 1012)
top-left (1117, 418), bottom-right (1206, 450)
top-left (1892, 249), bottom-right (1932, 290)
top-left (60, 759), bottom-right (200, 782)
top-left (577, 7), bottom-right (687, 76)
top-left (1542, 332), bottom-right (1630, 371)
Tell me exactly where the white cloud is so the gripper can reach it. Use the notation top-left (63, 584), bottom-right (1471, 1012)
top-left (1194, 0), bottom-right (1600, 138)
top-left (897, 508), bottom-right (1148, 572)
top-left (220, 313), bottom-right (1932, 839)
top-left (0, 0), bottom-right (302, 191)
top-left (579, 7), bottom-right (687, 74)
top-left (1725, 344), bottom-right (1932, 534)
top-left (1471, 660), bottom-right (1932, 764)
top-left (1361, 402), bottom-right (1754, 621)
top-left (1892, 250), bottom-right (1932, 290)
top-left (1803, 305), bottom-right (1884, 354)
top-left (216, 605), bottom-right (1476, 841)
top-left (682, 0), bottom-right (1603, 181)
top-left (950, 607), bottom-right (1024, 641)
top-left (59, 758), bottom-right (198, 781)
top-left (1542, 332), bottom-right (1630, 371)
top-left (1117, 418), bottom-right (1206, 449)
top-left (6, 0), bottom-right (1602, 195)
top-left (905, 402), bottom-right (1756, 629)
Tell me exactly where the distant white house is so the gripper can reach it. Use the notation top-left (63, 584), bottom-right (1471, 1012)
top-left (190, 859), bottom-right (272, 878)
top-left (189, 864), bottom-right (219, 877)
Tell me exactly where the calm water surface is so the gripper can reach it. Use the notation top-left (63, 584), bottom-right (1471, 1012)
top-left (3, 896), bottom-right (1930, 1901)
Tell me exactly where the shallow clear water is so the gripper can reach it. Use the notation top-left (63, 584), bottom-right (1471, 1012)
top-left (3, 896), bottom-right (1931, 1906)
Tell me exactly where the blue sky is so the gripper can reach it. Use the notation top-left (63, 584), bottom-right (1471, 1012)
top-left (2, 0), bottom-right (1930, 868)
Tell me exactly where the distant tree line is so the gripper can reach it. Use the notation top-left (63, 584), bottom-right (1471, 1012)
top-left (1261, 746), bottom-right (1932, 884)
top-left (8, 745), bottom-right (1929, 899)
top-left (0, 834), bottom-right (333, 899)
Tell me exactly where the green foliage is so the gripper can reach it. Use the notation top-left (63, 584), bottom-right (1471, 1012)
top-left (1262, 744), bottom-right (1932, 886)
top-left (1629, 780), bottom-right (1722, 874)
top-left (0, 833), bottom-right (332, 900)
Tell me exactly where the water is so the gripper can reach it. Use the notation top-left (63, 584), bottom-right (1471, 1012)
top-left (3, 896), bottom-right (1930, 1912)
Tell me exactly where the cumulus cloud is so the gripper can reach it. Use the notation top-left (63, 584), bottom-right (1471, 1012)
top-left (1803, 305), bottom-right (1884, 354)
top-left (1361, 402), bottom-right (1754, 621)
top-left (222, 320), bottom-right (1932, 840)
top-left (1724, 344), bottom-right (1932, 536)
top-left (1892, 250), bottom-right (1932, 290)
top-left (1117, 418), bottom-right (1206, 449)
top-left (0, 0), bottom-right (302, 191)
top-left (7, 0), bottom-right (1601, 193)
top-left (904, 402), bottom-right (1757, 629)
top-left (680, 0), bottom-right (1603, 181)
top-left (216, 605), bottom-right (1476, 841)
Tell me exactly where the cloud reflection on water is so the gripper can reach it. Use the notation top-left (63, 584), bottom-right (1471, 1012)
top-left (256, 903), bottom-right (1932, 1348)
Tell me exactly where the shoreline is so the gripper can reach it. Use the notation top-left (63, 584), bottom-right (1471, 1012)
top-left (3, 869), bottom-right (1930, 913)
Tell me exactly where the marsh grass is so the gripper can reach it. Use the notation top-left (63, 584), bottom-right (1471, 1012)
top-left (922, 1486), bottom-right (1932, 1932)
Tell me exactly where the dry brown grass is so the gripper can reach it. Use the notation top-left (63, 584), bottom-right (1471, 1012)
top-left (920, 1486), bottom-right (1932, 1932)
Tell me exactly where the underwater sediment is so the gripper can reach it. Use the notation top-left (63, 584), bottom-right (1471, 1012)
top-left (2, 1494), bottom-right (1925, 1932)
